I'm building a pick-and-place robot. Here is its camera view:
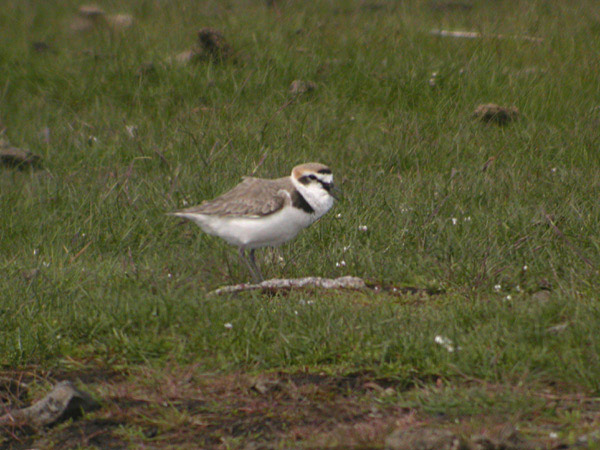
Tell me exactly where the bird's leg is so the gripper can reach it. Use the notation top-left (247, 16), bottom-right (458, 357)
top-left (248, 249), bottom-right (263, 282)
top-left (238, 248), bottom-right (263, 283)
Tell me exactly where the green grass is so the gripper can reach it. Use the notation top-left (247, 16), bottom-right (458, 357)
top-left (2, 0), bottom-right (600, 440)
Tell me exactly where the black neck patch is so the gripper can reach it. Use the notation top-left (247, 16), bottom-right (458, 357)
top-left (291, 190), bottom-right (314, 214)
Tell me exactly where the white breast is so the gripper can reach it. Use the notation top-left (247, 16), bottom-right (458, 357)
top-left (179, 205), bottom-right (317, 249)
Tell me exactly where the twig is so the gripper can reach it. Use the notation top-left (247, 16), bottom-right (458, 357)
top-left (543, 211), bottom-right (596, 270)
top-left (260, 97), bottom-right (297, 143)
top-left (250, 150), bottom-right (269, 176)
top-left (533, 392), bottom-right (600, 402)
top-left (430, 29), bottom-right (543, 43)
top-left (210, 276), bottom-right (366, 295)
top-left (69, 241), bottom-right (92, 263)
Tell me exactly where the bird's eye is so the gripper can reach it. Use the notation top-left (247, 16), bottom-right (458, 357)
top-left (308, 174), bottom-right (317, 180)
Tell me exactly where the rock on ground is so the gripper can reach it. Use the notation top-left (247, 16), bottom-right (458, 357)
top-left (289, 79), bottom-right (317, 95)
top-left (385, 428), bottom-right (469, 450)
top-left (0, 381), bottom-right (99, 428)
top-left (0, 139), bottom-right (41, 169)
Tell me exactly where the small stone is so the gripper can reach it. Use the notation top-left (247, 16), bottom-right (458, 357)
top-left (106, 13), bottom-right (134, 30)
top-left (547, 322), bottom-right (568, 334)
top-left (471, 435), bottom-right (496, 450)
top-left (78, 5), bottom-right (106, 19)
top-left (0, 141), bottom-right (41, 169)
top-left (385, 428), bottom-right (469, 450)
top-left (70, 5), bottom-right (105, 32)
top-left (0, 381), bottom-right (99, 428)
top-left (496, 424), bottom-right (533, 450)
top-left (250, 377), bottom-right (282, 395)
top-left (531, 289), bottom-right (551, 303)
top-left (289, 80), bottom-right (317, 96)
top-left (174, 49), bottom-right (197, 64)
top-left (473, 103), bottom-right (520, 125)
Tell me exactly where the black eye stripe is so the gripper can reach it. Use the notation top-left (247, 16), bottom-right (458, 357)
top-left (299, 174), bottom-right (333, 190)
top-left (316, 179), bottom-right (332, 191)
top-left (317, 168), bottom-right (332, 174)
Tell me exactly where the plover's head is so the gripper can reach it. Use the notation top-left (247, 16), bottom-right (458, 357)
top-left (291, 162), bottom-right (335, 198)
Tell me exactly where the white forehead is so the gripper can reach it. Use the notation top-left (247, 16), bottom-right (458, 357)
top-left (317, 173), bottom-right (333, 184)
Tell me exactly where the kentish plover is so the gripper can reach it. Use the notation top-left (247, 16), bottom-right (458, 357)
top-left (169, 162), bottom-right (337, 282)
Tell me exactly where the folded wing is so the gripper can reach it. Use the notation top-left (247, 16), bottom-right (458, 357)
top-left (174, 177), bottom-right (293, 217)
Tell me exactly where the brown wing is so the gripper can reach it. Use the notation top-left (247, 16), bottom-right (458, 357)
top-left (175, 177), bottom-right (293, 217)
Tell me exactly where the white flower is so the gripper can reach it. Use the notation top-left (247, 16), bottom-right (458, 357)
top-left (549, 432), bottom-right (558, 439)
top-left (504, 295), bottom-right (512, 301)
top-left (516, 285), bottom-right (522, 292)
top-left (294, 310), bottom-right (298, 315)
top-left (494, 284), bottom-right (502, 292)
top-left (224, 323), bottom-right (233, 329)
top-left (551, 167), bottom-right (557, 173)
top-left (434, 335), bottom-right (457, 352)
top-left (307, 300), bottom-right (314, 305)
top-left (428, 72), bottom-right (438, 87)
top-left (335, 260), bottom-right (346, 267)
top-left (125, 124), bottom-right (138, 138)
top-left (342, 245), bottom-right (351, 252)
top-left (42, 261), bottom-right (50, 268)
top-left (336, 213), bottom-right (342, 219)
top-left (464, 216), bottom-right (472, 222)
top-left (451, 218), bottom-right (458, 225)
top-left (358, 225), bottom-right (368, 232)
top-left (33, 249), bottom-right (39, 256)
top-left (167, 273), bottom-right (173, 279)
top-left (522, 265), bottom-right (528, 271)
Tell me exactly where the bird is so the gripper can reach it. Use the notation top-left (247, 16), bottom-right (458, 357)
top-left (169, 162), bottom-right (337, 282)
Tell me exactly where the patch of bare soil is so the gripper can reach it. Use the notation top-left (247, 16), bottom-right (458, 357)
top-left (1, 365), bottom-right (597, 449)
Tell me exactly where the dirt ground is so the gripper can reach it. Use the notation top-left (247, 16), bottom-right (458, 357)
top-left (2, 365), bottom-right (595, 449)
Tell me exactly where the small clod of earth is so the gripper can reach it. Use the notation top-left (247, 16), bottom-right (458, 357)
top-left (289, 79), bottom-right (317, 95)
top-left (0, 139), bottom-right (41, 169)
top-left (70, 5), bottom-right (134, 33)
top-left (172, 28), bottom-right (234, 65)
top-left (473, 103), bottom-right (520, 125)
top-left (31, 41), bottom-right (55, 53)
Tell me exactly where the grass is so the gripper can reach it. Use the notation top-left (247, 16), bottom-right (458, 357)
top-left (2, 0), bottom-right (600, 448)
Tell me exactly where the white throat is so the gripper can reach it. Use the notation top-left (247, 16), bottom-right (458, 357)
top-left (290, 176), bottom-right (335, 220)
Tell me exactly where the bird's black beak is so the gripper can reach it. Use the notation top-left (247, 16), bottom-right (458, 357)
top-left (325, 183), bottom-right (341, 200)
